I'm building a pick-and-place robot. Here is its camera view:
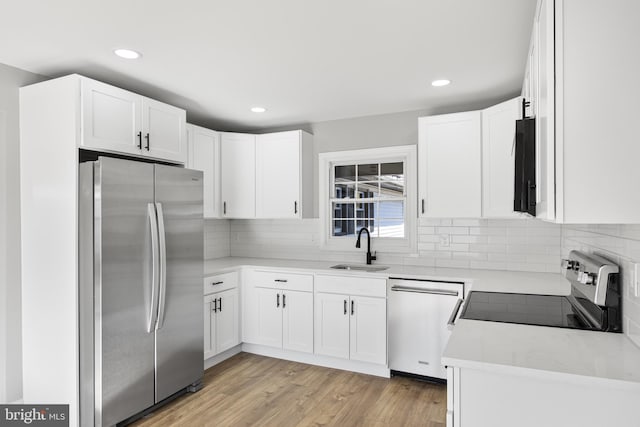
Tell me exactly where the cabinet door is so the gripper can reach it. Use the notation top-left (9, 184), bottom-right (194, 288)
top-left (418, 112), bottom-right (482, 217)
top-left (256, 131), bottom-right (301, 218)
top-left (81, 78), bottom-right (142, 156)
top-left (482, 98), bottom-right (523, 218)
top-left (204, 295), bottom-right (217, 359)
top-left (282, 290), bottom-right (313, 354)
top-left (349, 296), bottom-right (386, 365)
top-left (314, 292), bottom-right (349, 359)
top-left (216, 288), bottom-right (240, 354)
top-left (142, 98), bottom-right (186, 163)
top-left (220, 133), bottom-right (256, 218)
top-left (534, 0), bottom-right (555, 221)
top-left (187, 125), bottom-right (220, 218)
top-left (255, 287), bottom-right (283, 348)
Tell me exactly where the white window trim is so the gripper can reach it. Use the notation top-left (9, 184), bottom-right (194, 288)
top-left (319, 145), bottom-right (417, 253)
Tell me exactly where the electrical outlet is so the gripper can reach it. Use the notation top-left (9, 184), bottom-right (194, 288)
top-left (439, 234), bottom-right (450, 247)
top-left (634, 263), bottom-right (640, 298)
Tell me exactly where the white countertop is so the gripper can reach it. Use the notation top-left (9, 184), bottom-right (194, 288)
top-left (443, 319), bottom-right (640, 389)
top-left (206, 256), bottom-right (640, 388)
top-left (205, 256), bottom-right (570, 295)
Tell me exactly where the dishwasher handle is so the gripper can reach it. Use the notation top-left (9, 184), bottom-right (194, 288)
top-left (447, 298), bottom-right (464, 327)
top-left (390, 285), bottom-right (459, 297)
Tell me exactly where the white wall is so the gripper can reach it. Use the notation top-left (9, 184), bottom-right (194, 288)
top-left (0, 63), bottom-right (45, 402)
top-left (562, 224), bottom-right (640, 347)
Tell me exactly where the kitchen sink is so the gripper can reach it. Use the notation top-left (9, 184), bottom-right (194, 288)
top-left (330, 264), bottom-right (389, 272)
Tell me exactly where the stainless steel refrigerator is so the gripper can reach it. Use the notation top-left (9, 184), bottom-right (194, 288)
top-left (78, 156), bottom-right (204, 427)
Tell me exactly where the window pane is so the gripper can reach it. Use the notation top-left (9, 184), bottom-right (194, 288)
top-left (333, 202), bottom-right (355, 219)
top-left (356, 202), bottom-right (376, 218)
top-left (379, 180), bottom-right (404, 197)
top-left (333, 220), bottom-right (355, 236)
top-left (379, 201), bottom-right (404, 218)
top-left (357, 182), bottom-right (379, 198)
top-left (357, 164), bottom-right (379, 181)
top-left (356, 219), bottom-right (376, 235)
top-left (380, 162), bottom-right (403, 177)
top-left (335, 183), bottom-right (356, 199)
top-left (335, 165), bottom-right (356, 182)
top-left (378, 219), bottom-right (404, 237)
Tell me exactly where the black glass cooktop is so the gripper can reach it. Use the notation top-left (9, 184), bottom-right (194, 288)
top-left (459, 291), bottom-right (594, 330)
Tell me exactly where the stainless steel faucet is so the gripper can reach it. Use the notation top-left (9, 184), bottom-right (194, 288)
top-left (355, 227), bottom-right (377, 265)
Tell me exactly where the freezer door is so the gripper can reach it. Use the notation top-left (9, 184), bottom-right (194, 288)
top-left (154, 165), bottom-right (204, 402)
top-left (93, 157), bottom-right (156, 426)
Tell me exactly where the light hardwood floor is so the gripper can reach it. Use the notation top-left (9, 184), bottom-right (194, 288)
top-left (132, 352), bottom-right (446, 427)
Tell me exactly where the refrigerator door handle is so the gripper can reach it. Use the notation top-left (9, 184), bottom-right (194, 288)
top-left (155, 202), bottom-right (168, 330)
top-left (147, 203), bottom-right (160, 333)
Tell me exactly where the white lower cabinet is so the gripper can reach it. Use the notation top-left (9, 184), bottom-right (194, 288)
top-left (314, 275), bottom-right (387, 365)
top-left (243, 270), bottom-right (314, 354)
top-left (204, 274), bottom-right (240, 360)
top-left (446, 365), bottom-right (639, 427)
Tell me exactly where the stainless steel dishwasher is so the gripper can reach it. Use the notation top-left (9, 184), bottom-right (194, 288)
top-left (388, 277), bottom-right (464, 380)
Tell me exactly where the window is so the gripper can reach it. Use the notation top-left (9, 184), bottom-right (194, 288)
top-left (332, 162), bottom-right (405, 238)
top-left (319, 145), bottom-right (417, 252)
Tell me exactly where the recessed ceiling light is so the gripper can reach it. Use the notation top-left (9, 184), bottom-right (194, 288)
top-left (114, 49), bottom-right (142, 59)
top-left (250, 107), bottom-right (267, 113)
top-left (431, 79), bottom-right (451, 87)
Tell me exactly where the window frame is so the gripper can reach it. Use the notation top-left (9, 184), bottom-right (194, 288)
top-left (318, 145), bottom-right (417, 253)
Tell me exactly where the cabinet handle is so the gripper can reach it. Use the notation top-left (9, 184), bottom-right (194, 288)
top-left (351, 300), bottom-right (354, 316)
top-left (282, 293), bottom-right (286, 308)
top-left (137, 131), bottom-right (142, 149)
top-left (277, 293), bottom-right (280, 308)
top-left (274, 279), bottom-right (288, 283)
top-left (421, 199), bottom-right (425, 214)
top-left (144, 133), bottom-right (150, 150)
top-left (218, 297), bottom-right (222, 312)
top-left (212, 281), bottom-right (223, 286)
top-left (212, 299), bottom-right (217, 313)
top-left (294, 201), bottom-right (298, 214)
top-left (344, 299), bottom-right (347, 315)
top-left (223, 202), bottom-right (227, 215)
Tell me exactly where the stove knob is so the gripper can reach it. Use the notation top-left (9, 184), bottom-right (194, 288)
top-left (580, 273), bottom-right (595, 285)
top-left (561, 259), bottom-right (575, 269)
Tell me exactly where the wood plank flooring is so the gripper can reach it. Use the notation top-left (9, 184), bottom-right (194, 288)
top-left (131, 353), bottom-right (446, 427)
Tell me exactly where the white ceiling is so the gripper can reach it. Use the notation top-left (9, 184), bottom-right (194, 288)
top-left (0, 0), bottom-right (536, 131)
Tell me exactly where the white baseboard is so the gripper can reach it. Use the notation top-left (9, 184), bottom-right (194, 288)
top-left (204, 345), bottom-right (242, 370)
top-left (241, 343), bottom-right (390, 378)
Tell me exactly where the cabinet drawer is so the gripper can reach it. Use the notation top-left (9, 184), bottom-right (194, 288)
top-left (251, 270), bottom-right (313, 292)
top-left (315, 275), bottom-right (386, 298)
top-left (204, 271), bottom-right (238, 295)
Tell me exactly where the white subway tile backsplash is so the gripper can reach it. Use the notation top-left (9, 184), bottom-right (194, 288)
top-left (228, 217), bottom-right (562, 273)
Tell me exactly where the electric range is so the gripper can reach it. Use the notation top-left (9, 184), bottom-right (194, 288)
top-left (459, 250), bottom-right (621, 332)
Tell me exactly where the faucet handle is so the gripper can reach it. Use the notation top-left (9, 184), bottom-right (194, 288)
top-left (371, 251), bottom-right (377, 261)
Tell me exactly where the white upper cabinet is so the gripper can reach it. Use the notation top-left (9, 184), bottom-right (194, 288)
top-left (187, 124), bottom-right (220, 218)
top-left (80, 76), bottom-right (187, 163)
top-left (142, 98), bottom-right (186, 163)
top-left (81, 78), bottom-right (142, 156)
top-left (532, 0), bottom-right (555, 221)
top-left (256, 131), bottom-right (313, 219)
top-left (522, 0), bottom-right (640, 223)
top-left (220, 132), bottom-right (256, 218)
top-left (219, 130), bottom-right (313, 219)
top-left (418, 111), bottom-right (482, 218)
top-left (481, 97), bottom-right (523, 218)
